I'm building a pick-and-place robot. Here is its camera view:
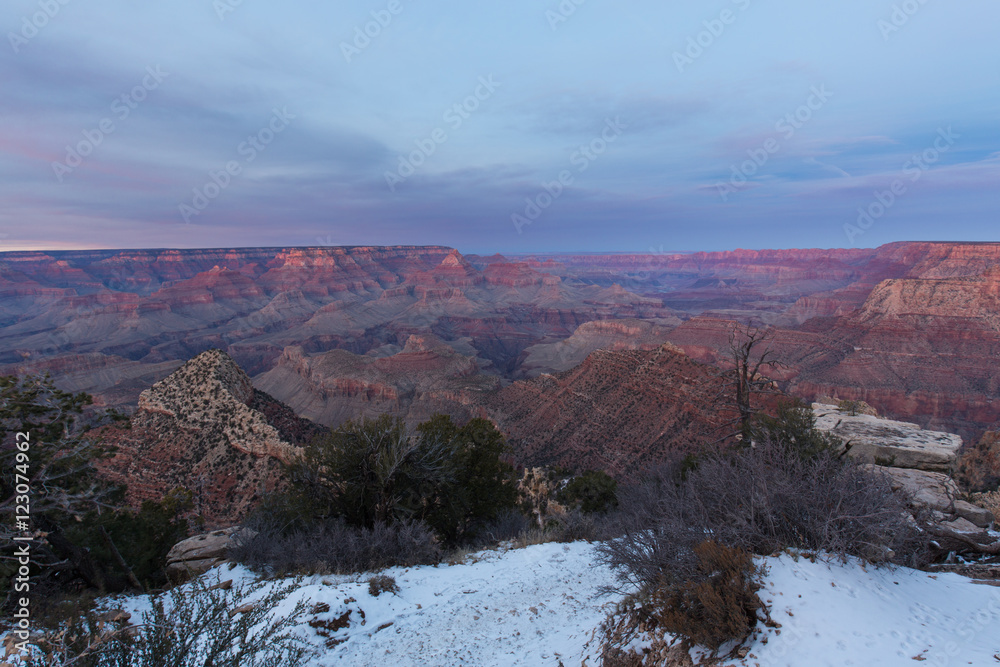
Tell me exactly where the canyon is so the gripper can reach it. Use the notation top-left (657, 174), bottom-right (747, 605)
top-left (2, 241), bottom-right (999, 446)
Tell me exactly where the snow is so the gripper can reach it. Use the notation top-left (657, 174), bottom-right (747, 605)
top-left (12, 542), bottom-right (1000, 666)
top-left (743, 554), bottom-right (1000, 667)
top-left (116, 541), bottom-right (619, 666)
top-left (288, 541), bottom-right (617, 666)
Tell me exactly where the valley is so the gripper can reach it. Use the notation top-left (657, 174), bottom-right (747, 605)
top-left (2, 242), bottom-right (998, 444)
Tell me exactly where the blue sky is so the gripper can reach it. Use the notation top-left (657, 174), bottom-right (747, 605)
top-left (1, 0), bottom-right (997, 253)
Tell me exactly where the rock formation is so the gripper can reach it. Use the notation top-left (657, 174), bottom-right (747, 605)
top-left (4, 241), bottom-right (1000, 441)
top-left (812, 403), bottom-right (962, 471)
top-left (485, 343), bottom-right (731, 476)
top-left (165, 527), bottom-right (243, 582)
top-left (255, 334), bottom-right (499, 428)
top-left (95, 349), bottom-right (323, 526)
top-left (516, 318), bottom-right (681, 378)
top-left (812, 402), bottom-right (995, 533)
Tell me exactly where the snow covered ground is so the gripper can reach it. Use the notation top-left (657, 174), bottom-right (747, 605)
top-left (118, 541), bottom-right (619, 666)
top-left (18, 541), bottom-right (1000, 666)
top-left (745, 554), bottom-right (1000, 667)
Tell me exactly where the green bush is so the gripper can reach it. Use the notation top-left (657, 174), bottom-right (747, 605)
top-left (416, 415), bottom-right (518, 544)
top-left (753, 399), bottom-right (841, 459)
top-left (1, 375), bottom-right (125, 604)
top-left (557, 470), bottom-right (618, 514)
top-left (282, 413), bottom-right (517, 546)
top-left (66, 489), bottom-right (195, 591)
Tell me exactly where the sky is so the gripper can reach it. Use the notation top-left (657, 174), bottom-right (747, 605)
top-left (1, 0), bottom-right (998, 254)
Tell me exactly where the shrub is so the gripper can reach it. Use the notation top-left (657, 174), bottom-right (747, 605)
top-left (229, 514), bottom-right (441, 575)
top-left (416, 415), bottom-right (519, 544)
top-left (600, 441), bottom-right (926, 588)
top-left (1, 376), bottom-right (121, 605)
top-left (557, 470), bottom-right (618, 514)
top-left (752, 399), bottom-right (841, 459)
top-left (547, 509), bottom-right (606, 543)
top-left (599, 542), bottom-right (765, 662)
top-left (596, 440), bottom-right (929, 654)
top-left (65, 488), bottom-right (194, 592)
top-left (510, 509), bottom-right (617, 549)
top-left (469, 508), bottom-right (532, 546)
top-left (367, 575), bottom-right (399, 597)
top-left (648, 541), bottom-right (765, 651)
top-left (284, 414), bottom-right (428, 528)
top-left (24, 576), bottom-right (312, 667)
top-left (956, 431), bottom-right (1000, 492)
top-left (283, 413), bottom-right (517, 545)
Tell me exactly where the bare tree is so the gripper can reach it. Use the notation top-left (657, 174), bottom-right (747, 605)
top-left (715, 322), bottom-right (783, 442)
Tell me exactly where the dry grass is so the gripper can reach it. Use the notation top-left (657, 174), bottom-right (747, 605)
top-left (445, 547), bottom-right (482, 566)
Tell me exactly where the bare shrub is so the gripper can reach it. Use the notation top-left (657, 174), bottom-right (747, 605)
top-left (25, 576), bottom-right (312, 667)
top-left (601, 440), bottom-right (927, 593)
top-left (229, 516), bottom-right (441, 575)
top-left (367, 575), bottom-right (399, 597)
top-left (648, 541), bottom-right (765, 651)
top-left (470, 508), bottom-right (532, 546)
top-left (596, 440), bottom-right (929, 656)
top-left (547, 509), bottom-right (607, 543)
top-left (600, 541), bottom-right (765, 660)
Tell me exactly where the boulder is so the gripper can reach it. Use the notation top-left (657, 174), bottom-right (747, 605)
top-left (813, 404), bottom-right (962, 472)
top-left (872, 466), bottom-right (995, 529)
top-left (165, 527), bottom-right (241, 582)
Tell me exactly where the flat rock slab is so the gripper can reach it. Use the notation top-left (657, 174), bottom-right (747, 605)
top-left (813, 403), bottom-right (962, 472)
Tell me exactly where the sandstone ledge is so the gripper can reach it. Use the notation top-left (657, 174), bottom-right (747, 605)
top-left (813, 403), bottom-right (962, 472)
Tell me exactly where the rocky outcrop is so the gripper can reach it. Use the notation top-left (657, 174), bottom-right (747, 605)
top-left (138, 349), bottom-right (298, 462)
top-left (485, 344), bottom-right (730, 476)
top-left (95, 349), bottom-right (323, 526)
top-left (871, 467), bottom-right (994, 529)
top-left (517, 318), bottom-right (681, 378)
top-left (255, 334), bottom-right (499, 428)
top-left (813, 403), bottom-right (962, 471)
top-left (810, 403), bottom-right (995, 533)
